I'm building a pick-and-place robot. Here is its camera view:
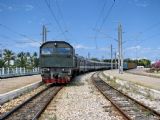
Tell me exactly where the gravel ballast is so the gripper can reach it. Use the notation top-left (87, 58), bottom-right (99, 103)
top-left (0, 85), bottom-right (46, 115)
top-left (100, 71), bottom-right (160, 113)
top-left (39, 73), bottom-right (123, 120)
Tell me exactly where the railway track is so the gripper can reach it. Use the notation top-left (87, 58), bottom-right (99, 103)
top-left (0, 84), bottom-right (63, 120)
top-left (92, 72), bottom-right (160, 120)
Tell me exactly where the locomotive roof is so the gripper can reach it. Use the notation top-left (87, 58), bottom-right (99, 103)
top-left (40, 41), bottom-right (73, 49)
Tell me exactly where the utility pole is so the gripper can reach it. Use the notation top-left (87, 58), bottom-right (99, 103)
top-left (42, 25), bottom-right (48, 43)
top-left (42, 25), bottom-right (45, 43)
top-left (120, 24), bottom-right (123, 73)
top-left (111, 44), bottom-right (113, 70)
top-left (0, 49), bottom-right (2, 59)
top-left (0, 44), bottom-right (4, 59)
top-left (118, 24), bottom-right (120, 73)
top-left (118, 23), bottom-right (123, 74)
top-left (44, 26), bottom-right (48, 42)
top-left (88, 52), bottom-right (90, 59)
top-left (115, 51), bottom-right (117, 69)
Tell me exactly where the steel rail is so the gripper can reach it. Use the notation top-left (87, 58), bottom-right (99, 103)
top-left (0, 86), bottom-right (49, 120)
top-left (92, 72), bottom-right (160, 120)
top-left (101, 72), bottom-right (160, 117)
top-left (91, 72), bottom-right (131, 120)
top-left (32, 86), bottom-right (62, 120)
top-left (0, 84), bottom-right (63, 120)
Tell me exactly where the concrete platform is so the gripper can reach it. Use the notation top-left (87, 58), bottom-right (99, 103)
top-left (0, 73), bottom-right (40, 79)
top-left (126, 68), bottom-right (160, 78)
top-left (0, 75), bottom-right (41, 94)
top-left (103, 70), bottom-right (160, 91)
top-left (0, 81), bottom-right (43, 105)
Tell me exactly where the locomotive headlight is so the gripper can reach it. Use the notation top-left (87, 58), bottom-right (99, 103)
top-left (42, 68), bottom-right (50, 72)
top-left (54, 43), bottom-right (58, 47)
top-left (45, 68), bottom-right (50, 71)
top-left (62, 68), bottom-right (69, 73)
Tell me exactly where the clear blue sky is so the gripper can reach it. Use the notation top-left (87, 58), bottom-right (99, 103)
top-left (0, 0), bottom-right (160, 61)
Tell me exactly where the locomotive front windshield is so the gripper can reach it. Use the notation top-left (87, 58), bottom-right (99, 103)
top-left (40, 41), bottom-right (75, 68)
top-left (41, 47), bottom-right (71, 55)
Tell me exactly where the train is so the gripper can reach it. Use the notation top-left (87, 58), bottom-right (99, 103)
top-left (40, 41), bottom-right (113, 83)
top-left (40, 41), bottom-right (137, 83)
top-left (123, 62), bottom-right (137, 70)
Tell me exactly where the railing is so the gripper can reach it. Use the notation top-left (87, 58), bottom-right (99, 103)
top-left (0, 67), bottom-right (40, 78)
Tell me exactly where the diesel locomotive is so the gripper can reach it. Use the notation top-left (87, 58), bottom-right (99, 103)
top-left (40, 41), bottom-right (112, 83)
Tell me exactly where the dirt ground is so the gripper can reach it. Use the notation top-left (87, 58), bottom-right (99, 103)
top-left (0, 75), bottom-right (41, 94)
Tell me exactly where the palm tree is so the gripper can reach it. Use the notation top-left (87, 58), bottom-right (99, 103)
top-left (3, 49), bottom-right (15, 67)
top-left (33, 52), bottom-right (37, 58)
top-left (26, 52), bottom-right (30, 58)
top-left (22, 52), bottom-right (39, 68)
top-left (31, 52), bottom-right (39, 67)
top-left (26, 52), bottom-right (31, 67)
top-left (16, 52), bottom-right (27, 68)
top-left (0, 59), bottom-right (5, 67)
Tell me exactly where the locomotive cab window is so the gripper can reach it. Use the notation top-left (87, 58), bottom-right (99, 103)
top-left (41, 47), bottom-right (71, 55)
top-left (41, 48), bottom-right (53, 55)
top-left (56, 48), bottom-right (71, 54)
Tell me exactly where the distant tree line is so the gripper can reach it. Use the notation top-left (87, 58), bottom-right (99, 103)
top-left (90, 57), bottom-right (151, 68)
top-left (0, 49), bottom-right (39, 68)
top-left (124, 58), bottom-right (151, 68)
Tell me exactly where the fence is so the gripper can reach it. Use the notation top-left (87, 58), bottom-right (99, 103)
top-left (0, 67), bottom-right (40, 78)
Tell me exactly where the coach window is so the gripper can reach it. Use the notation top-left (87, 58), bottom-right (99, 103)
top-left (41, 48), bottom-right (53, 55)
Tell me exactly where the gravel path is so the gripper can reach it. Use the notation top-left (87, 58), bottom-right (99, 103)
top-left (39, 73), bottom-right (123, 120)
top-left (0, 75), bottom-right (41, 94)
top-left (104, 70), bottom-right (160, 90)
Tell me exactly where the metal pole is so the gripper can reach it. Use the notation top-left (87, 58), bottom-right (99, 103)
top-left (118, 24), bottom-right (121, 73)
top-left (44, 26), bottom-right (47, 42)
top-left (42, 25), bottom-right (45, 43)
top-left (119, 24), bottom-right (123, 74)
top-left (111, 44), bottom-right (113, 70)
top-left (118, 23), bottom-right (123, 73)
top-left (88, 52), bottom-right (90, 59)
top-left (115, 51), bottom-right (117, 69)
top-left (120, 24), bottom-right (123, 73)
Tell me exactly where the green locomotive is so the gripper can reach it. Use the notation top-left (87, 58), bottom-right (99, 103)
top-left (40, 41), bottom-right (111, 83)
top-left (40, 41), bottom-right (77, 83)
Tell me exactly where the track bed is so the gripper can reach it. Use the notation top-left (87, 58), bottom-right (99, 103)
top-left (0, 85), bottom-right (63, 120)
top-left (92, 72), bottom-right (160, 120)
